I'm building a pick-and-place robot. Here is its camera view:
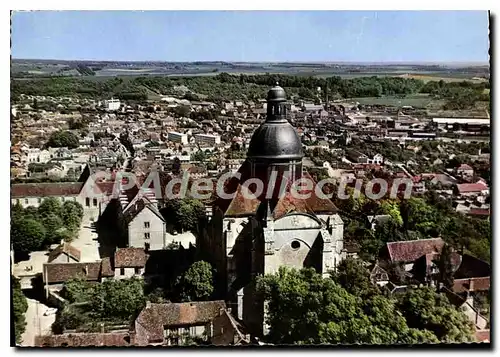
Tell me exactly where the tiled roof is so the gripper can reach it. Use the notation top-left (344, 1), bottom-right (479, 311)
top-left (453, 277), bottom-right (490, 293)
top-left (224, 184), bottom-right (261, 217)
top-left (47, 243), bottom-right (81, 263)
top-left (134, 301), bottom-right (226, 344)
top-left (457, 182), bottom-right (488, 194)
top-left (43, 262), bottom-right (102, 284)
top-left (114, 248), bottom-right (148, 268)
top-left (35, 332), bottom-right (132, 347)
top-left (11, 182), bottom-right (84, 198)
top-left (386, 238), bottom-right (444, 263)
top-left (467, 208), bottom-right (490, 216)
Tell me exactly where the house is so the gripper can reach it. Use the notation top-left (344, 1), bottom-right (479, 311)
top-left (42, 260), bottom-right (114, 297)
top-left (133, 301), bottom-right (249, 346)
top-left (370, 153), bottom-right (384, 165)
top-left (346, 149), bottom-right (368, 164)
top-left (456, 164), bottom-right (474, 178)
top-left (114, 248), bottom-right (148, 279)
top-left (455, 180), bottom-right (489, 197)
top-left (370, 264), bottom-right (389, 287)
top-left (383, 238), bottom-right (446, 272)
top-left (122, 193), bottom-right (167, 251)
top-left (47, 242), bottom-right (81, 263)
top-left (11, 182), bottom-right (84, 208)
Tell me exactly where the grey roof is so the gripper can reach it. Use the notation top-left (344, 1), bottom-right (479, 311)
top-left (247, 85), bottom-right (303, 161)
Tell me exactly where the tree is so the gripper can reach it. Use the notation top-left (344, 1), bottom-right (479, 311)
top-left (162, 199), bottom-right (206, 233)
top-left (397, 287), bottom-right (475, 342)
top-left (11, 202), bottom-right (24, 220)
top-left (174, 261), bottom-right (214, 302)
top-left (41, 214), bottom-right (64, 245)
top-left (331, 257), bottom-right (378, 297)
top-left (62, 277), bottom-right (94, 303)
top-left (11, 217), bottom-right (46, 252)
top-left (379, 200), bottom-right (403, 226)
top-left (61, 201), bottom-right (84, 232)
top-left (435, 243), bottom-right (454, 289)
top-left (91, 278), bottom-right (145, 318)
top-left (46, 130), bottom-right (79, 149)
top-left (256, 267), bottom-right (439, 345)
top-left (12, 276), bottom-right (28, 344)
top-left (38, 197), bottom-right (62, 218)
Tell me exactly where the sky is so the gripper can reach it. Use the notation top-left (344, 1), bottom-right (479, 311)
top-left (11, 11), bottom-right (490, 63)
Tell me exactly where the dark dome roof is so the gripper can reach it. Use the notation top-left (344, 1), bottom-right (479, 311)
top-left (247, 121), bottom-right (304, 160)
top-left (267, 84), bottom-right (286, 102)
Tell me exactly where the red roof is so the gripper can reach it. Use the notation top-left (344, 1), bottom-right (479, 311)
top-left (114, 248), bottom-right (148, 268)
top-left (453, 277), bottom-right (490, 293)
top-left (386, 238), bottom-right (444, 263)
top-left (35, 332), bottom-right (132, 347)
top-left (467, 208), bottom-right (490, 216)
top-left (11, 182), bottom-right (84, 198)
top-left (457, 182), bottom-right (488, 194)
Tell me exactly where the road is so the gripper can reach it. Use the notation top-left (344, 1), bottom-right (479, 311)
top-left (20, 298), bottom-right (56, 347)
top-left (70, 212), bottom-right (101, 262)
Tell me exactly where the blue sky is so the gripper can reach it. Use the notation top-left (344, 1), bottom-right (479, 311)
top-left (11, 11), bottom-right (489, 63)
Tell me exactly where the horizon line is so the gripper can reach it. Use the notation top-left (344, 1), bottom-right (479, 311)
top-left (11, 57), bottom-right (490, 66)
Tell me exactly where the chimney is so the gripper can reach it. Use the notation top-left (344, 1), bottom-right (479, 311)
top-left (469, 278), bottom-right (474, 292)
top-left (146, 301), bottom-right (151, 308)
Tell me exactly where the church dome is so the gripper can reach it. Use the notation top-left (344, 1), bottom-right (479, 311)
top-left (247, 121), bottom-right (304, 160)
top-left (267, 84), bottom-right (286, 102)
top-left (247, 84), bottom-right (304, 160)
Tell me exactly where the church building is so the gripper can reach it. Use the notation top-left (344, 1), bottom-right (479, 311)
top-left (204, 84), bottom-right (345, 336)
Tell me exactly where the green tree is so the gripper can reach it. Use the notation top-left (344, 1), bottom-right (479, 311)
top-left (331, 257), bottom-right (378, 297)
top-left (397, 287), bottom-right (475, 343)
top-left (435, 243), bottom-right (454, 289)
top-left (11, 217), bottom-right (46, 252)
top-left (12, 277), bottom-right (28, 344)
top-left (175, 261), bottom-right (214, 302)
top-left (38, 197), bottom-right (62, 218)
top-left (61, 201), bottom-right (84, 232)
top-left (256, 267), bottom-right (439, 345)
top-left (162, 199), bottom-right (206, 233)
top-left (62, 277), bottom-right (94, 303)
top-left (46, 130), bottom-right (80, 149)
top-left (91, 278), bottom-right (145, 318)
top-left (11, 202), bottom-right (24, 220)
top-left (379, 200), bottom-right (403, 226)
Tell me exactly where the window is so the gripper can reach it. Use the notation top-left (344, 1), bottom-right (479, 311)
top-left (93, 198), bottom-right (98, 207)
top-left (145, 242), bottom-right (150, 251)
top-left (144, 232), bottom-right (150, 240)
top-left (24, 199), bottom-right (29, 205)
top-left (144, 222), bottom-right (150, 229)
top-left (291, 240), bottom-right (301, 250)
top-left (38, 198), bottom-right (42, 204)
top-left (85, 197), bottom-right (90, 207)
top-left (120, 268), bottom-right (125, 275)
top-left (134, 267), bottom-right (140, 274)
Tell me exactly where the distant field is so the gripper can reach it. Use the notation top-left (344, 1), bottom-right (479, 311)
top-left (349, 94), bottom-right (445, 108)
top-left (398, 73), bottom-right (488, 83)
